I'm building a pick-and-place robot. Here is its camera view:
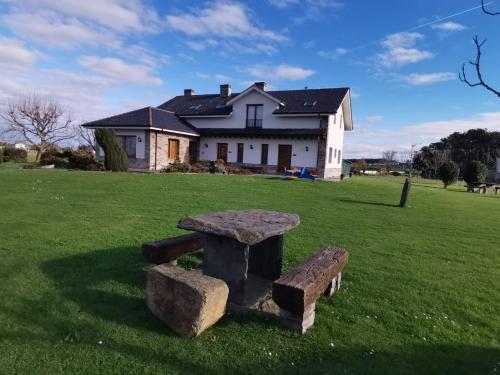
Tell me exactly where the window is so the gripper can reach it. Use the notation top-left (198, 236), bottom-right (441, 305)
top-left (116, 136), bottom-right (136, 157)
top-left (261, 144), bottom-right (268, 165)
top-left (328, 147), bottom-right (333, 163)
top-left (246, 104), bottom-right (263, 128)
top-left (334, 149), bottom-right (337, 158)
top-left (168, 139), bottom-right (180, 160)
top-left (237, 143), bottom-right (244, 163)
top-left (340, 114), bottom-right (343, 129)
top-left (215, 103), bottom-right (226, 109)
top-left (303, 100), bottom-right (317, 107)
top-left (189, 104), bottom-right (202, 110)
top-left (337, 150), bottom-right (342, 164)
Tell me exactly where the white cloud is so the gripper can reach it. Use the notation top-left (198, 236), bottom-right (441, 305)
top-left (242, 64), bottom-right (315, 81)
top-left (78, 56), bottom-right (163, 86)
top-left (215, 74), bottom-right (230, 82)
top-left (431, 22), bottom-right (466, 32)
top-left (268, 0), bottom-right (343, 23)
top-left (350, 89), bottom-right (361, 99)
top-left (344, 112), bottom-right (500, 158)
top-left (166, 2), bottom-right (286, 42)
top-left (365, 115), bottom-right (384, 122)
top-left (3, 12), bottom-right (120, 50)
top-left (377, 32), bottom-right (433, 68)
top-left (186, 39), bottom-right (218, 51)
top-left (0, 35), bottom-right (38, 69)
top-left (318, 48), bottom-right (348, 60)
top-left (2, 0), bottom-right (161, 33)
top-left (396, 72), bottom-right (456, 86)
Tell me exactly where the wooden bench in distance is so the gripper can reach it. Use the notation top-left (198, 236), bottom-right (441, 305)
top-left (272, 247), bottom-right (348, 333)
top-left (142, 233), bottom-right (205, 265)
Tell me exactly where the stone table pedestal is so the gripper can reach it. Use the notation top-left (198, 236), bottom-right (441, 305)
top-left (178, 209), bottom-right (299, 307)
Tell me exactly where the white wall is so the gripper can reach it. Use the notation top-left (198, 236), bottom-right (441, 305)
top-left (97, 130), bottom-right (146, 159)
top-left (199, 137), bottom-right (318, 168)
top-left (187, 90), bottom-right (320, 129)
top-left (326, 106), bottom-right (345, 168)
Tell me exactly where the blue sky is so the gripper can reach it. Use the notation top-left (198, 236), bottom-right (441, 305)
top-left (0, 0), bottom-right (499, 157)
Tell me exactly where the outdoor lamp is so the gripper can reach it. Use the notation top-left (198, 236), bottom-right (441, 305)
top-left (250, 144), bottom-right (254, 149)
top-left (306, 146), bottom-right (309, 152)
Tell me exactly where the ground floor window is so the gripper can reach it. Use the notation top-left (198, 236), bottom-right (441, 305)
top-left (116, 136), bottom-right (136, 157)
top-left (168, 139), bottom-right (180, 160)
top-left (328, 147), bottom-right (333, 163)
top-left (237, 143), bottom-right (244, 163)
top-left (261, 144), bottom-right (268, 165)
top-left (337, 150), bottom-right (342, 164)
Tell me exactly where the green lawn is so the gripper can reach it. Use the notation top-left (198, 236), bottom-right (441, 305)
top-left (0, 171), bottom-right (499, 374)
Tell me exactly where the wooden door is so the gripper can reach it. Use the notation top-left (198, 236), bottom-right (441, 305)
top-left (217, 143), bottom-right (228, 163)
top-left (168, 139), bottom-right (179, 160)
top-left (277, 144), bottom-right (292, 172)
top-left (188, 141), bottom-right (198, 164)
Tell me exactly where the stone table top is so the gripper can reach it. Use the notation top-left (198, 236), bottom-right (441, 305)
top-left (178, 209), bottom-right (300, 245)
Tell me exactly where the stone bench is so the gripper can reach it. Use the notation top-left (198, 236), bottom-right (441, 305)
top-left (147, 264), bottom-right (229, 337)
top-left (272, 247), bottom-right (349, 333)
top-left (142, 233), bottom-right (205, 265)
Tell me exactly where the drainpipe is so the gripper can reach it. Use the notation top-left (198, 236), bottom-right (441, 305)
top-left (154, 131), bottom-right (158, 171)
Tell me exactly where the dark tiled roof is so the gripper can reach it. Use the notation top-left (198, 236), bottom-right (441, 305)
top-left (82, 107), bottom-right (199, 136)
top-left (158, 87), bottom-right (349, 116)
top-left (197, 128), bottom-right (325, 138)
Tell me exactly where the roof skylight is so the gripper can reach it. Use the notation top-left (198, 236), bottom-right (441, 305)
top-left (189, 104), bottom-right (202, 110)
top-left (215, 103), bottom-right (226, 109)
top-left (303, 100), bottom-right (317, 107)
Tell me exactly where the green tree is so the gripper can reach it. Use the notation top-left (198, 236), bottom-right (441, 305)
top-left (94, 128), bottom-right (128, 172)
top-left (463, 161), bottom-right (488, 186)
top-left (438, 161), bottom-right (459, 188)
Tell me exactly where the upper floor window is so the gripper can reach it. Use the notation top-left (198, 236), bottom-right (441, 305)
top-left (246, 104), bottom-right (263, 128)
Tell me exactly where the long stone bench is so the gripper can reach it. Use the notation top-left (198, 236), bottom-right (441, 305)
top-left (142, 233), bottom-right (205, 265)
top-left (272, 247), bottom-right (349, 333)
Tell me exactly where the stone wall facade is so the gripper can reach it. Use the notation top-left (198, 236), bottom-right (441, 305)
top-left (148, 131), bottom-right (195, 170)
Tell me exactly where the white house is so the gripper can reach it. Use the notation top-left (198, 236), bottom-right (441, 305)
top-left (83, 82), bottom-right (353, 179)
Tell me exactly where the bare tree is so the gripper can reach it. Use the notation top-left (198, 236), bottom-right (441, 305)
top-left (459, 1), bottom-right (500, 97)
top-left (1, 94), bottom-right (73, 161)
top-left (382, 150), bottom-right (397, 174)
top-left (76, 124), bottom-right (96, 152)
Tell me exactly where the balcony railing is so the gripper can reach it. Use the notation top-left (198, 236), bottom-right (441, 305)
top-left (246, 119), bottom-right (263, 128)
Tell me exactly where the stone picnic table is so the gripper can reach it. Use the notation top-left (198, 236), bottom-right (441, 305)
top-left (178, 209), bottom-right (300, 305)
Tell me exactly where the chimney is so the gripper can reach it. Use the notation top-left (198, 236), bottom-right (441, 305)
top-left (184, 89), bottom-right (195, 96)
top-left (220, 84), bottom-right (232, 97)
top-left (254, 82), bottom-right (267, 91)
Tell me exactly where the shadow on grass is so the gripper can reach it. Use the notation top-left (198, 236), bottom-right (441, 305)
top-left (339, 198), bottom-right (399, 208)
top-left (0, 246), bottom-right (495, 373)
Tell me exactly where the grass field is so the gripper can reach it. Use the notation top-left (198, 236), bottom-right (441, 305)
top-left (0, 170), bottom-right (499, 374)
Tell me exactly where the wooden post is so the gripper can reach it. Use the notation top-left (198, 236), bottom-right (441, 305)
top-left (399, 178), bottom-right (411, 208)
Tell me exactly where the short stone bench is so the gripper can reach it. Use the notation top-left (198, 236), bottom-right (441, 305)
top-left (272, 247), bottom-right (349, 333)
top-left (142, 233), bottom-right (205, 265)
top-left (147, 264), bottom-right (229, 337)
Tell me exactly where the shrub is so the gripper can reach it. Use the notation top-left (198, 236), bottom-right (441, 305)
top-left (3, 147), bottom-right (28, 162)
top-left (39, 156), bottom-right (69, 168)
top-left (438, 161), bottom-right (459, 188)
top-left (95, 128), bottom-right (128, 172)
top-left (161, 161), bottom-right (191, 173)
top-left (463, 161), bottom-right (488, 186)
top-left (68, 149), bottom-right (99, 170)
top-left (0, 148), bottom-right (3, 164)
top-left (391, 171), bottom-right (401, 176)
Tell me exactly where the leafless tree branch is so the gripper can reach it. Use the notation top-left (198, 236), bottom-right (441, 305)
top-left (482, 0), bottom-right (500, 15)
top-left (0, 93), bottom-right (74, 161)
top-left (76, 124), bottom-right (96, 152)
top-left (459, 36), bottom-right (500, 98)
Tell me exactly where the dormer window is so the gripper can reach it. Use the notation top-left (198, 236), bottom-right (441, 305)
top-left (189, 104), bottom-right (202, 110)
top-left (303, 100), bottom-right (317, 107)
top-left (246, 104), bottom-right (263, 128)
